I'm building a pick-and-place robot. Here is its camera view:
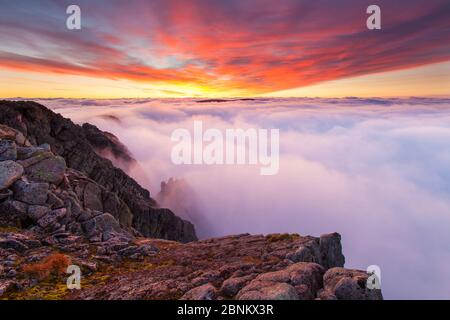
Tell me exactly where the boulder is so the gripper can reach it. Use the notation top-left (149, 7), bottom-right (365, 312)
top-left (237, 281), bottom-right (299, 300)
top-left (0, 238), bottom-right (29, 253)
top-left (27, 205), bottom-right (50, 221)
top-left (16, 144), bottom-right (51, 160)
top-left (0, 161), bottom-right (23, 190)
top-left (0, 124), bottom-right (29, 146)
top-left (25, 155), bottom-right (66, 184)
top-left (46, 192), bottom-right (65, 209)
top-left (17, 152), bottom-right (53, 168)
top-left (0, 200), bottom-right (28, 227)
top-left (322, 268), bottom-right (383, 300)
top-left (117, 245), bottom-right (140, 257)
top-left (115, 244), bottom-right (157, 259)
top-left (12, 180), bottom-right (49, 205)
top-left (286, 245), bottom-right (315, 263)
top-left (0, 125), bottom-right (19, 141)
top-left (180, 283), bottom-right (217, 300)
top-left (82, 213), bottom-right (132, 242)
top-left (138, 243), bottom-right (159, 256)
top-left (221, 275), bottom-right (255, 297)
top-left (0, 140), bottom-right (17, 161)
top-left (320, 233), bottom-right (345, 269)
top-left (37, 208), bottom-right (67, 228)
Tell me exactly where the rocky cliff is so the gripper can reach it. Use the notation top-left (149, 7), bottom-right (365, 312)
top-left (0, 100), bottom-right (196, 242)
top-left (69, 233), bottom-right (374, 300)
top-left (157, 178), bottom-right (212, 239)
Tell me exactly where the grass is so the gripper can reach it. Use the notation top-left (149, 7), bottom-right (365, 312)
top-left (4, 282), bottom-right (71, 300)
top-left (2, 243), bottom-right (182, 300)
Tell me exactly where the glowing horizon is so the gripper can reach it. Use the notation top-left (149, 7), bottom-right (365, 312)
top-left (0, 0), bottom-right (449, 98)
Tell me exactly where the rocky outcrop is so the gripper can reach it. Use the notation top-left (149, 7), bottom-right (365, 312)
top-left (236, 262), bottom-right (324, 300)
top-left (0, 183), bottom-right (382, 300)
top-left (81, 123), bottom-right (134, 165)
top-left (0, 161), bottom-right (23, 190)
top-left (61, 233), bottom-right (381, 300)
top-left (157, 178), bottom-right (211, 239)
top-left (319, 268), bottom-right (383, 300)
top-left (0, 125), bottom-right (133, 243)
top-left (0, 101), bottom-right (196, 242)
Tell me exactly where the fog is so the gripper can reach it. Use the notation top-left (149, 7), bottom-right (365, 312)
top-left (35, 97), bottom-right (450, 299)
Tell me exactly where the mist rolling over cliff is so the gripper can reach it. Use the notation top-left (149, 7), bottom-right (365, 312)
top-left (26, 97), bottom-right (450, 299)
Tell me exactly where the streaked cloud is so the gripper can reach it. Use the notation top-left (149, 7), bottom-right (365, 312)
top-left (0, 0), bottom-right (449, 97)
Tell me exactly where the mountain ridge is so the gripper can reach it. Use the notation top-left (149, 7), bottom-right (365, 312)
top-left (0, 100), bottom-right (197, 242)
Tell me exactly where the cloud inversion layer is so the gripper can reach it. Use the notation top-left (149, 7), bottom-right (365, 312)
top-left (31, 97), bottom-right (450, 299)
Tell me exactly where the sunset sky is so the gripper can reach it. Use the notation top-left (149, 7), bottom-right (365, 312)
top-left (0, 0), bottom-right (449, 98)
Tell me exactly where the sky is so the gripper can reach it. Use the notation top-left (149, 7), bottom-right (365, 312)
top-left (0, 0), bottom-right (449, 98)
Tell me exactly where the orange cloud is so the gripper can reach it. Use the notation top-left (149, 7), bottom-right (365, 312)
top-left (0, 0), bottom-right (449, 97)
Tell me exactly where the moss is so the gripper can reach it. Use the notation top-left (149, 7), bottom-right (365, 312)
top-left (3, 253), bottom-right (172, 300)
top-left (242, 256), bottom-right (262, 265)
top-left (0, 226), bottom-right (21, 233)
top-left (157, 259), bottom-right (176, 267)
top-left (33, 168), bottom-right (52, 180)
top-left (4, 281), bottom-right (70, 300)
top-left (80, 274), bottom-right (111, 288)
top-left (266, 233), bottom-right (300, 243)
top-left (4, 267), bottom-right (114, 300)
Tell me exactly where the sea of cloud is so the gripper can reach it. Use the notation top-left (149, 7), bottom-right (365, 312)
top-left (33, 97), bottom-right (450, 299)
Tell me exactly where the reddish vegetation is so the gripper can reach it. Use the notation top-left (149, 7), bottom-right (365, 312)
top-left (22, 253), bottom-right (71, 280)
